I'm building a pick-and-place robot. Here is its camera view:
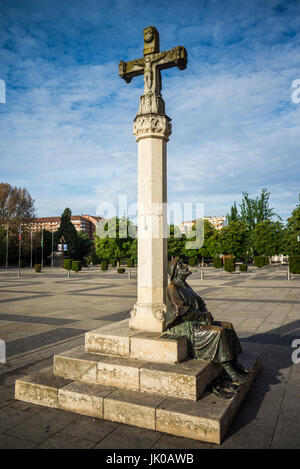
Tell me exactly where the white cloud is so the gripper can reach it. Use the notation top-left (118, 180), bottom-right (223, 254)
top-left (0, 0), bottom-right (300, 222)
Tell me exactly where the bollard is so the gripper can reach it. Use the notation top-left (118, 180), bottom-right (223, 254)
top-left (287, 267), bottom-right (290, 281)
top-left (17, 268), bottom-right (20, 278)
top-left (0, 339), bottom-right (6, 364)
top-left (128, 269), bottom-right (131, 279)
top-left (200, 269), bottom-right (204, 281)
top-left (68, 269), bottom-right (70, 279)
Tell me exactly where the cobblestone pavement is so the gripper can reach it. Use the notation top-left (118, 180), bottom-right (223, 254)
top-left (0, 264), bottom-right (299, 449)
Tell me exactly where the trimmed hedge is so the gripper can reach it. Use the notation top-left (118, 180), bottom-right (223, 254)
top-left (127, 258), bottom-right (134, 268)
top-left (101, 261), bottom-right (108, 271)
top-left (118, 268), bottom-right (125, 274)
top-left (239, 264), bottom-right (248, 272)
top-left (224, 257), bottom-right (235, 272)
top-left (188, 257), bottom-right (197, 267)
top-left (289, 256), bottom-right (300, 274)
top-left (110, 259), bottom-right (117, 268)
top-left (34, 264), bottom-right (41, 273)
top-left (254, 256), bottom-right (269, 268)
top-left (213, 257), bottom-right (223, 268)
top-left (71, 260), bottom-right (82, 272)
top-left (63, 259), bottom-right (73, 270)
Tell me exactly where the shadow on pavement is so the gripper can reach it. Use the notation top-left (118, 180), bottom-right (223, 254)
top-left (222, 319), bottom-right (300, 444)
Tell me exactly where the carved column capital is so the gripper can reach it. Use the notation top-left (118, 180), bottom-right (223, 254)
top-left (133, 114), bottom-right (172, 142)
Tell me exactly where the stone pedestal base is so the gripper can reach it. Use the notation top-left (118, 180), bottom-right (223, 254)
top-left (15, 320), bottom-right (262, 444)
top-left (85, 320), bottom-right (187, 363)
top-left (129, 302), bottom-right (166, 332)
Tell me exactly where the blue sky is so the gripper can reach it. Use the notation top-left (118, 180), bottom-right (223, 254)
top-left (0, 0), bottom-right (300, 222)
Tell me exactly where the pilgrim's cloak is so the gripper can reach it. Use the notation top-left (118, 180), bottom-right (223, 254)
top-left (166, 280), bottom-right (242, 363)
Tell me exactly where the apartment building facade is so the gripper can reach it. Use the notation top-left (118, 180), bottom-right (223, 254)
top-left (179, 216), bottom-right (226, 234)
top-left (30, 214), bottom-right (103, 239)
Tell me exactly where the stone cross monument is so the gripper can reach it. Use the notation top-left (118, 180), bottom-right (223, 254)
top-left (119, 26), bottom-right (187, 332)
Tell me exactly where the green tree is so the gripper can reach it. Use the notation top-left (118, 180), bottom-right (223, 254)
top-left (207, 230), bottom-right (222, 258)
top-left (0, 183), bottom-right (36, 265)
top-left (84, 248), bottom-right (99, 266)
top-left (220, 220), bottom-right (249, 259)
top-left (128, 238), bottom-right (138, 264)
top-left (198, 219), bottom-right (216, 259)
top-left (0, 183), bottom-right (35, 228)
top-left (95, 216), bottom-right (137, 261)
top-left (55, 208), bottom-right (79, 259)
top-left (283, 205), bottom-right (300, 255)
top-left (77, 232), bottom-right (93, 261)
top-left (30, 230), bottom-right (53, 266)
top-left (181, 219), bottom-right (207, 259)
top-left (240, 188), bottom-right (277, 232)
top-left (252, 220), bottom-right (284, 256)
top-left (168, 225), bottom-right (185, 259)
top-left (226, 202), bottom-right (239, 224)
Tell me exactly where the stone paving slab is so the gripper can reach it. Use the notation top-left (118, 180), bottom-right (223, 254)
top-left (0, 265), bottom-right (299, 448)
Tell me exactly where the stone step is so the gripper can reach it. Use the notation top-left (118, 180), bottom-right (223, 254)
top-left (85, 319), bottom-right (188, 363)
top-left (14, 350), bottom-right (262, 444)
top-left (53, 345), bottom-right (223, 400)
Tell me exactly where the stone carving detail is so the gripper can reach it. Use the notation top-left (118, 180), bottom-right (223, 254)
top-left (153, 305), bottom-right (166, 322)
top-left (130, 306), bottom-right (137, 318)
top-left (133, 115), bottom-right (172, 141)
top-left (137, 94), bottom-right (165, 116)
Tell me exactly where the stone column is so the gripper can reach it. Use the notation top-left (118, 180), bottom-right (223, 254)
top-left (129, 114), bottom-right (172, 332)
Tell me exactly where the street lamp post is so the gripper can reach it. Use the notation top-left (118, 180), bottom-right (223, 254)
top-left (51, 230), bottom-right (54, 267)
top-left (288, 235), bottom-right (300, 280)
top-left (18, 224), bottom-right (22, 278)
top-left (60, 236), bottom-right (64, 265)
top-left (6, 224), bottom-right (8, 269)
top-left (41, 229), bottom-right (44, 269)
top-left (30, 229), bottom-right (33, 268)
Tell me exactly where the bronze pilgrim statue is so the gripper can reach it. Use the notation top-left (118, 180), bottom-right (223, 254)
top-left (165, 258), bottom-right (252, 395)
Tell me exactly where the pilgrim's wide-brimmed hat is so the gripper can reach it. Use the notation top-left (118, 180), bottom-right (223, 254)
top-left (168, 257), bottom-right (179, 281)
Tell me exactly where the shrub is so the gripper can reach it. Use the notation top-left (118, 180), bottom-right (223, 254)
top-left (213, 256), bottom-right (223, 268)
top-left (188, 257), bottom-right (197, 267)
top-left (127, 258), bottom-right (134, 268)
top-left (243, 257), bottom-right (252, 265)
top-left (63, 259), bottom-right (73, 270)
top-left (110, 259), bottom-right (117, 268)
top-left (34, 264), bottom-right (41, 273)
top-left (289, 256), bottom-right (300, 274)
top-left (118, 268), bottom-right (125, 274)
top-left (71, 260), bottom-right (82, 272)
top-left (254, 256), bottom-right (269, 268)
top-left (101, 260), bottom-right (108, 271)
top-left (224, 257), bottom-right (235, 272)
top-left (239, 264), bottom-right (248, 272)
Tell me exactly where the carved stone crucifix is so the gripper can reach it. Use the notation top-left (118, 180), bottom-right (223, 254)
top-left (119, 27), bottom-right (187, 332)
top-left (119, 26), bottom-right (187, 116)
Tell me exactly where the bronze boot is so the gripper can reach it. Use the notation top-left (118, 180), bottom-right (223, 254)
top-left (221, 361), bottom-right (251, 385)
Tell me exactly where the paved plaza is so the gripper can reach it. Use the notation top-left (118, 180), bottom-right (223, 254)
top-left (0, 264), bottom-right (299, 449)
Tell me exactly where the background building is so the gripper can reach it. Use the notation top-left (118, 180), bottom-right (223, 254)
top-left (30, 215), bottom-right (103, 239)
top-left (179, 216), bottom-right (226, 234)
